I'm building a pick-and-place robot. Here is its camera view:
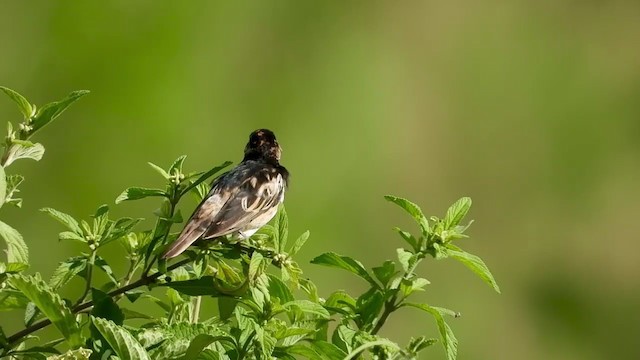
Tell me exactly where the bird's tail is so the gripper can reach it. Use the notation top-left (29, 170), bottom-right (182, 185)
top-left (162, 227), bottom-right (205, 259)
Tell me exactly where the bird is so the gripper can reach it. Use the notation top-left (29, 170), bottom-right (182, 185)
top-left (162, 129), bottom-right (289, 259)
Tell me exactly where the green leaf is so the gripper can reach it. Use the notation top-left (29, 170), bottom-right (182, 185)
top-left (46, 348), bottom-right (92, 359)
top-left (94, 256), bottom-right (119, 284)
top-left (384, 195), bottom-right (430, 236)
top-left (0, 289), bottom-right (29, 311)
top-left (217, 297), bottom-right (238, 321)
top-left (40, 208), bottom-right (82, 235)
top-left (0, 86), bottom-right (33, 118)
top-left (324, 290), bottom-right (356, 315)
top-left (0, 220), bottom-right (28, 264)
top-left (248, 251), bottom-right (264, 282)
top-left (407, 336), bottom-right (438, 354)
top-left (444, 244), bottom-right (500, 293)
top-left (311, 340), bottom-right (349, 360)
top-left (164, 276), bottom-right (224, 297)
top-left (443, 197), bottom-right (472, 230)
top-left (180, 334), bottom-right (230, 360)
top-left (31, 90), bottom-right (89, 134)
top-left (3, 141), bottom-right (45, 166)
top-left (91, 316), bottom-right (150, 360)
top-left (0, 165), bottom-right (6, 208)
top-left (392, 227), bottom-right (419, 252)
top-left (356, 289), bottom-right (384, 326)
top-left (5, 174), bottom-right (25, 208)
top-left (169, 155), bottom-right (187, 173)
top-left (267, 274), bottom-right (294, 304)
top-left (289, 230), bottom-right (310, 256)
top-left (403, 303), bottom-right (458, 360)
top-left (115, 187), bottom-right (167, 204)
top-left (91, 288), bottom-right (124, 325)
top-left (282, 300), bottom-right (330, 319)
top-left (344, 339), bottom-right (400, 360)
top-left (180, 161), bottom-right (232, 196)
top-left (10, 275), bottom-right (83, 348)
top-left (275, 206), bottom-right (289, 252)
top-left (372, 260), bottom-right (396, 286)
top-left (310, 252), bottom-right (379, 289)
top-left (58, 231), bottom-right (85, 243)
top-left (49, 257), bottom-right (87, 289)
top-left (396, 248), bottom-right (414, 273)
top-left (148, 162), bottom-right (170, 179)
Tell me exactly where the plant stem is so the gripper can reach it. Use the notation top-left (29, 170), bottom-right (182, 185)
top-left (73, 249), bottom-right (96, 307)
top-left (190, 296), bottom-right (202, 323)
top-left (6, 258), bottom-right (191, 346)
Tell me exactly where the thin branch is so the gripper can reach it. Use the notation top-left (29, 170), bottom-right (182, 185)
top-left (6, 258), bottom-right (191, 346)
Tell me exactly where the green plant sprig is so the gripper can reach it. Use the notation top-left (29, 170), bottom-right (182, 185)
top-left (0, 86), bottom-right (499, 360)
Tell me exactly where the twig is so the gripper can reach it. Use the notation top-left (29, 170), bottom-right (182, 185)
top-left (6, 258), bottom-right (191, 346)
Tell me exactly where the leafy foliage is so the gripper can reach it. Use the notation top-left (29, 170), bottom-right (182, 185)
top-left (0, 86), bottom-right (499, 359)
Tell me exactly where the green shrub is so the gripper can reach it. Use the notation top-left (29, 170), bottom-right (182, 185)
top-left (0, 86), bottom-right (499, 360)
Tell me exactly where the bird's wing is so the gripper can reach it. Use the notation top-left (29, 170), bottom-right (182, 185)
top-left (162, 175), bottom-right (231, 259)
top-left (201, 166), bottom-right (285, 239)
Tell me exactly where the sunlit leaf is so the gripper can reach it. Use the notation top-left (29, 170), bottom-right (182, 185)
top-left (91, 316), bottom-right (150, 360)
top-left (0, 86), bottom-right (33, 118)
top-left (10, 275), bottom-right (83, 348)
top-left (0, 220), bottom-right (28, 264)
top-left (444, 244), bottom-right (500, 293)
top-left (384, 195), bottom-right (430, 236)
top-left (310, 252), bottom-right (378, 289)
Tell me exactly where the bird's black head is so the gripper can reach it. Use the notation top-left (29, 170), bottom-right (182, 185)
top-left (243, 129), bottom-right (282, 163)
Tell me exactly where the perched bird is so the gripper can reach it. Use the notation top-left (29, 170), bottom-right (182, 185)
top-left (162, 129), bottom-right (289, 259)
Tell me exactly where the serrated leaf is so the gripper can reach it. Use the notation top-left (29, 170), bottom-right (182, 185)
top-left (444, 244), bottom-right (500, 293)
top-left (344, 339), bottom-right (400, 360)
top-left (290, 230), bottom-right (309, 256)
top-left (276, 206), bottom-right (288, 252)
top-left (324, 290), bottom-right (356, 315)
top-left (46, 348), bottom-right (92, 359)
top-left (170, 155), bottom-right (188, 173)
top-left (443, 197), bottom-right (472, 230)
top-left (0, 289), bottom-right (29, 311)
top-left (372, 260), bottom-right (396, 286)
top-left (91, 288), bottom-right (124, 325)
top-left (309, 340), bottom-right (349, 359)
top-left (310, 252), bottom-right (379, 289)
top-left (0, 165), bottom-right (6, 209)
top-left (248, 251), bottom-right (264, 283)
top-left (0, 86), bottom-right (33, 118)
top-left (0, 220), bottom-right (29, 264)
top-left (164, 276), bottom-right (224, 296)
top-left (40, 208), bottom-right (82, 235)
top-left (403, 303), bottom-right (458, 360)
top-left (180, 161), bottom-right (232, 196)
top-left (115, 187), bottom-right (167, 204)
top-left (31, 90), bottom-right (89, 134)
top-left (148, 162), bottom-right (170, 179)
top-left (94, 256), bottom-right (119, 284)
top-left (392, 227), bottom-right (419, 252)
top-left (10, 275), bottom-right (83, 348)
top-left (384, 195), bottom-right (430, 236)
top-left (5, 174), bottom-right (24, 208)
top-left (91, 316), bottom-right (150, 360)
top-left (282, 300), bottom-right (330, 319)
top-left (267, 274), bottom-right (294, 304)
top-left (3, 142), bottom-right (45, 166)
top-left (396, 248), bottom-right (413, 273)
top-left (138, 322), bottom-right (230, 359)
top-left (49, 257), bottom-right (87, 290)
top-left (58, 231), bottom-right (85, 243)
top-left (181, 334), bottom-right (231, 360)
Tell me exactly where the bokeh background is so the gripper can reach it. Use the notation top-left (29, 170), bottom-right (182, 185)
top-left (1, 1), bottom-right (639, 359)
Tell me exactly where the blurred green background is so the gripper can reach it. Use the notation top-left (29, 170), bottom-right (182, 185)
top-left (1, 1), bottom-right (639, 359)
